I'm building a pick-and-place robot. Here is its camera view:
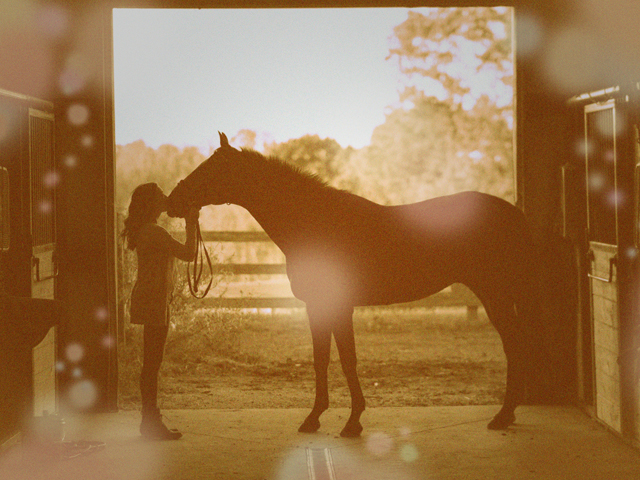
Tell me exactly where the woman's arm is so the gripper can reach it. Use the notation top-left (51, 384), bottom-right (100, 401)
top-left (151, 208), bottom-right (199, 261)
top-left (171, 207), bottom-right (199, 262)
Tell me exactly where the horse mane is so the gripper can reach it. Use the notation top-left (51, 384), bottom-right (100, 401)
top-left (239, 148), bottom-right (333, 193)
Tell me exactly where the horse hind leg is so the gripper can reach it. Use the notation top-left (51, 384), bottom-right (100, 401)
top-left (481, 294), bottom-right (526, 430)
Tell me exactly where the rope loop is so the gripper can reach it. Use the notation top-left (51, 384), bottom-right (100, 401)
top-left (187, 221), bottom-right (213, 299)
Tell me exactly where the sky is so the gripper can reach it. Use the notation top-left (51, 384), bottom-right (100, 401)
top-left (112, 8), bottom-right (431, 152)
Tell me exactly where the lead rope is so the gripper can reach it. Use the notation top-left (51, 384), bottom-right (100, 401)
top-left (187, 221), bottom-right (213, 299)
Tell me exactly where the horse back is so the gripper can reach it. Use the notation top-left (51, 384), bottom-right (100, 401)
top-left (286, 190), bottom-right (531, 307)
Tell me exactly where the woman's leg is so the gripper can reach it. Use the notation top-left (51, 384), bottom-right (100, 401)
top-left (140, 322), bottom-right (169, 411)
top-left (140, 322), bottom-right (181, 440)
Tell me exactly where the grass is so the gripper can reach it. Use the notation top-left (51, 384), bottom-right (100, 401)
top-left (118, 304), bottom-right (506, 411)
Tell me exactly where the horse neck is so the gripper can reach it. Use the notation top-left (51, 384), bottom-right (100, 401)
top-left (233, 162), bottom-right (325, 255)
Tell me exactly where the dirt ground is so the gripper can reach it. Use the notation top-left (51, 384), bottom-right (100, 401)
top-left (119, 307), bottom-right (507, 411)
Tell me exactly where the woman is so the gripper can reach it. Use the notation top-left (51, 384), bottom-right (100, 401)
top-left (122, 182), bottom-right (198, 440)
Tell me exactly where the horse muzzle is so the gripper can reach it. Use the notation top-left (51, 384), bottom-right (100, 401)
top-left (165, 196), bottom-right (186, 219)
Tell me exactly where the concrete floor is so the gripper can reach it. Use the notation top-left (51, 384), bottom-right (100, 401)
top-left (1, 405), bottom-right (640, 479)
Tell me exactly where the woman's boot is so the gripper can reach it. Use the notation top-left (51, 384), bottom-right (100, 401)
top-left (140, 407), bottom-right (182, 440)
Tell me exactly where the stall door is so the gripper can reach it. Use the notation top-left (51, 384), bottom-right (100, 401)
top-left (29, 108), bottom-right (57, 416)
top-left (585, 100), bottom-right (621, 432)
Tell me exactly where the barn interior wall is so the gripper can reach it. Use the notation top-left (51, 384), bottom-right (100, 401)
top-left (513, 15), bottom-right (579, 403)
top-left (0, 93), bottom-right (61, 444)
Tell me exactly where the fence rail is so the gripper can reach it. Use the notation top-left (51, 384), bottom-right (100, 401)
top-left (194, 231), bottom-right (482, 320)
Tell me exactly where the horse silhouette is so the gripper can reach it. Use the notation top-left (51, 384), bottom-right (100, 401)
top-left (167, 132), bottom-right (538, 437)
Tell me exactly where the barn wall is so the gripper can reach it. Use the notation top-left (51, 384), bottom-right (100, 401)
top-left (52, 6), bottom-right (118, 413)
top-left (0, 91), bottom-right (60, 444)
top-left (1, 2), bottom-right (119, 419)
top-left (512, 10), bottom-right (579, 403)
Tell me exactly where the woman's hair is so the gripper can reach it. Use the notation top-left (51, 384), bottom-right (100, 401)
top-left (121, 183), bottom-right (160, 251)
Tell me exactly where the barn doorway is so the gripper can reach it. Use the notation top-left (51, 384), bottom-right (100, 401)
top-left (111, 7), bottom-right (515, 413)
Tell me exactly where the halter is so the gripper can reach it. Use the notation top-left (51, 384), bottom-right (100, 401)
top-left (186, 220), bottom-right (213, 299)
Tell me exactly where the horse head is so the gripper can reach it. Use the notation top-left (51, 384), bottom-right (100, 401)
top-left (166, 132), bottom-right (239, 218)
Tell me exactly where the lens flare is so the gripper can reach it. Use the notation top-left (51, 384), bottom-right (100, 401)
top-left (68, 379), bottom-right (97, 410)
top-left (67, 103), bottom-right (89, 126)
top-left (606, 189), bottom-right (624, 208)
top-left (95, 306), bottom-right (108, 321)
top-left (400, 443), bottom-right (419, 463)
top-left (43, 170), bottom-right (59, 188)
top-left (81, 134), bottom-right (94, 148)
top-left (66, 343), bottom-right (84, 363)
top-left (38, 200), bottom-right (52, 214)
top-left (63, 154), bottom-right (77, 168)
top-left (59, 51), bottom-right (93, 96)
top-left (366, 431), bottom-right (394, 457)
top-left (59, 67), bottom-right (85, 96)
top-left (36, 4), bottom-right (68, 39)
top-left (516, 13), bottom-right (543, 57)
top-left (101, 335), bottom-right (115, 349)
top-left (588, 172), bottom-right (605, 192)
top-left (575, 138), bottom-right (593, 157)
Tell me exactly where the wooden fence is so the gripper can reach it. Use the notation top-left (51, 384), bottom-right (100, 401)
top-left (196, 231), bottom-right (482, 320)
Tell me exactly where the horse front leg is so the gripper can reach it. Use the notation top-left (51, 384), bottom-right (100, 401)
top-left (333, 309), bottom-right (365, 437)
top-left (298, 314), bottom-right (332, 433)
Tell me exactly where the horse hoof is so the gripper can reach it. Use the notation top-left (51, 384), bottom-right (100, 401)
top-left (340, 421), bottom-right (363, 438)
top-left (298, 417), bottom-right (321, 433)
top-left (487, 411), bottom-right (515, 430)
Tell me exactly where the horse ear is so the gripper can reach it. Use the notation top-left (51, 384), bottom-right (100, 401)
top-left (219, 132), bottom-right (229, 147)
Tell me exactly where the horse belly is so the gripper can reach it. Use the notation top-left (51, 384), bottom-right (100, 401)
top-left (353, 251), bottom-right (458, 307)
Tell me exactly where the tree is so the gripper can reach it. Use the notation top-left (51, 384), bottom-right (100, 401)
top-left (388, 7), bottom-right (513, 117)
top-left (231, 129), bottom-right (257, 150)
top-left (358, 7), bottom-right (515, 203)
top-left (264, 135), bottom-right (343, 185)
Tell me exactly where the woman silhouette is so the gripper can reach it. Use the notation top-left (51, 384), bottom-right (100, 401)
top-left (122, 182), bottom-right (198, 440)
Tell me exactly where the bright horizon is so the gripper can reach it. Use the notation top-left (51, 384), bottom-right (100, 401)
top-left (113, 8), bottom-right (432, 153)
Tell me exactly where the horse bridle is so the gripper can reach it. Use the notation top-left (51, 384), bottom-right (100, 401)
top-left (187, 220), bottom-right (213, 299)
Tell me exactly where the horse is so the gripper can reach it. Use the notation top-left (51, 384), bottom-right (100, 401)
top-left (167, 132), bottom-right (538, 437)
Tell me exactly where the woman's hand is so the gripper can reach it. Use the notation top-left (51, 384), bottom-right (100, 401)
top-left (185, 206), bottom-right (200, 225)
